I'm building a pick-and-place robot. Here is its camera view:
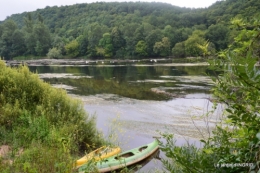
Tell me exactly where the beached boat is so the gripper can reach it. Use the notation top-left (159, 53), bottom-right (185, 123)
top-left (76, 146), bottom-right (121, 168)
top-left (78, 139), bottom-right (159, 173)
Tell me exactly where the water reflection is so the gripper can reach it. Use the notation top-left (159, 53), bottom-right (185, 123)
top-left (29, 65), bottom-right (213, 101)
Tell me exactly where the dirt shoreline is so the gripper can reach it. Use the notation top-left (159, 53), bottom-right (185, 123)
top-left (4, 58), bottom-right (212, 66)
top-left (4, 58), bottom-right (260, 66)
top-left (5, 59), bottom-right (95, 66)
top-left (4, 58), bottom-right (173, 66)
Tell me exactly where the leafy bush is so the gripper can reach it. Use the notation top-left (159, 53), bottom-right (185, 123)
top-left (65, 40), bottom-right (80, 58)
top-left (47, 47), bottom-right (62, 59)
top-left (12, 143), bottom-right (74, 173)
top-left (159, 133), bottom-right (219, 173)
top-left (0, 61), bottom-right (104, 172)
top-left (160, 17), bottom-right (260, 172)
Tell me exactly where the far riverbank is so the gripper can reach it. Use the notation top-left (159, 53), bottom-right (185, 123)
top-left (5, 58), bottom-right (209, 66)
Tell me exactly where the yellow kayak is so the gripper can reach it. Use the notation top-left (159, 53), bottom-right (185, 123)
top-left (76, 146), bottom-right (121, 168)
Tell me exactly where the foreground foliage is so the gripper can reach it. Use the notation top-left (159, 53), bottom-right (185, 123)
top-left (160, 17), bottom-right (260, 172)
top-left (0, 61), bottom-right (104, 172)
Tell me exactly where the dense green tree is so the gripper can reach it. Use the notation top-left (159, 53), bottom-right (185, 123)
top-left (22, 13), bottom-right (35, 55)
top-left (172, 27), bottom-right (192, 46)
top-left (206, 0), bottom-right (260, 25)
top-left (87, 23), bottom-right (106, 57)
top-left (163, 25), bottom-right (175, 48)
top-left (51, 35), bottom-right (66, 55)
top-left (97, 33), bottom-right (113, 58)
top-left (123, 24), bottom-right (144, 58)
top-left (145, 29), bottom-right (163, 56)
top-left (0, 25), bottom-right (3, 37)
top-left (122, 23), bottom-right (139, 38)
top-left (24, 32), bottom-right (36, 55)
top-left (135, 40), bottom-right (148, 57)
top-left (10, 30), bottom-right (26, 57)
top-left (21, 14), bottom-right (52, 56)
top-left (134, 25), bottom-right (145, 43)
top-left (205, 24), bottom-right (230, 51)
top-left (47, 47), bottom-right (62, 59)
top-left (33, 23), bottom-right (51, 56)
top-left (172, 42), bottom-right (185, 58)
top-left (37, 13), bottom-right (44, 24)
top-left (153, 37), bottom-right (171, 57)
top-left (1, 0), bottom-right (260, 59)
top-left (0, 20), bottom-right (18, 59)
top-left (111, 27), bottom-right (126, 57)
top-left (184, 30), bottom-right (207, 57)
top-left (77, 34), bottom-right (88, 57)
top-left (143, 22), bottom-right (155, 36)
top-left (23, 13), bottom-right (34, 33)
top-left (124, 37), bottom-right (136, 58)
top-left (65, 40), bottom-right (79, 57)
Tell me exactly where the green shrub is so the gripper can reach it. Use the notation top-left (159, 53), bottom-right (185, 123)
top-left (0, 61), bottom-right (104, 172)
top-left (160, 18), bottom-right (260, 173)
top-left (7, 143), bottom-right (74, 173)
top-left (47, 47), bottom-right (62, 59)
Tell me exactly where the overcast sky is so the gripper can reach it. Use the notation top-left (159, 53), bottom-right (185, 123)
top-left (0, 0), bottom-right (218, 21)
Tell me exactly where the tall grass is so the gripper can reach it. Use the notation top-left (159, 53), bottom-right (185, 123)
top-left (0, 60), bottom-right (104, 172)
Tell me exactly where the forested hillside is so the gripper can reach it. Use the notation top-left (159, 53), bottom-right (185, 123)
top-left (0, 0), bottom-right (259, 60)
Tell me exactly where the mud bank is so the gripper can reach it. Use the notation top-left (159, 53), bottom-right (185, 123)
top-left (5, 58), bottom-right (209, 66)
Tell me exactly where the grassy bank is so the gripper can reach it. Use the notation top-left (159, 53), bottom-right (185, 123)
top-left (0, 60), bottom-right (104, 172)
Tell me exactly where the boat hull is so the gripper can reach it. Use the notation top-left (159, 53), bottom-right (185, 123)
top-left (76, 146), bottom-right (121, 168)
top-left (78, 140), bottom-right (159, 173)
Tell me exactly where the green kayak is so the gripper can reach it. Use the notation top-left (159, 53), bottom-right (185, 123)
top-left (78, 139), bottom-right (159, 173)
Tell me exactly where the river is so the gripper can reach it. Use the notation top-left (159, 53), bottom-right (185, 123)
top-left (28, 59), bottom-right (223, 172)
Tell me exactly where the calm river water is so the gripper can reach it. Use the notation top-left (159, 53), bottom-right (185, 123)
top-left (28, 60), bottom-right (223, 172)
